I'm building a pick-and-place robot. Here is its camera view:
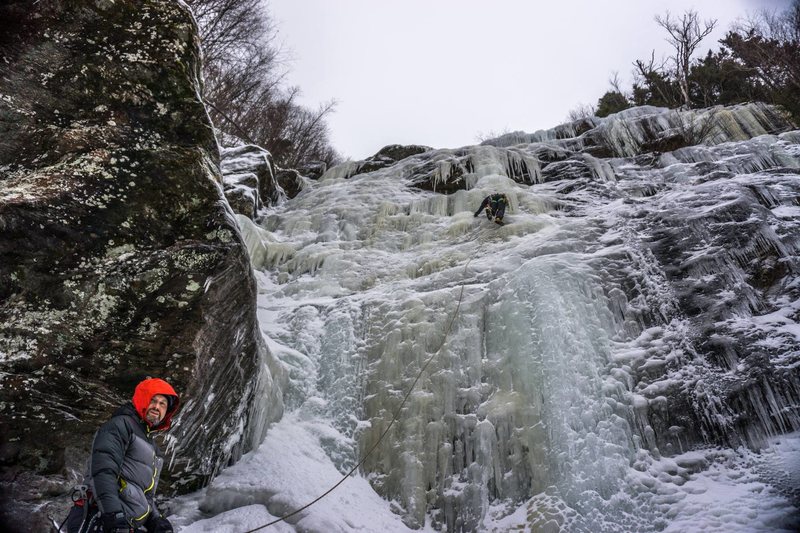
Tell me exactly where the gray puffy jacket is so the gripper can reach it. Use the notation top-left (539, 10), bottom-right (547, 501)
top-left (89, 403), bottom-right (166, 527)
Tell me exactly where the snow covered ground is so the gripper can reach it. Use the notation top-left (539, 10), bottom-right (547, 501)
top-left (169, 411), bottom-right (432, 532)
top-left (170, 422), bottom-right (800, 532)
top-left (169, 410), bottom-right (799, 532)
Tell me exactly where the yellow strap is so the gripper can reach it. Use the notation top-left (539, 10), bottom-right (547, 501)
top-left (144, 450), bottom-right (158, 493)
top-left (134, 505), bottom-right (151, 521)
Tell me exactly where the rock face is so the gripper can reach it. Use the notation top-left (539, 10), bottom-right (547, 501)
top-left (322, 104), bottom-right (795, 197)
top-left (219, 144), bottom-right (314, 217)
top-left (274, 167), bottom-right (308, 200)
top-left (320, 144), bottom-right (434, 183)
top-left (0, 1), bottom-right (283, 531)
top-left (295, 160), bottom-right (328, 181)
top-left (220, 144), bottom-right (285, 218)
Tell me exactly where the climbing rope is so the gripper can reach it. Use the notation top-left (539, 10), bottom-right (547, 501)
top-left (242, 261), bottom-right (471, 532)
top-left (204, 99), bottom-right (258, 146)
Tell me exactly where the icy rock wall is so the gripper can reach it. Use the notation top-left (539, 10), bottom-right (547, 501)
top-left (483, 102), bottom-right (795, 160)
top-left (321, 144), bottom-right (545, 193)
top-left (220, 144), bottom-right (289, 219)
top-left (244, 104), bottom-right (799, 531)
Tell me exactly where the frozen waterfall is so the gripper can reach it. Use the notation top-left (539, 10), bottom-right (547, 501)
top-left (173, 104), bottom-right (800, 532)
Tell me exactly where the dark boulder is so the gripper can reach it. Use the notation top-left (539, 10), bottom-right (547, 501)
top-left (408, 156), bottom-right (472, 194)
top-left (296, 160), bottom-right (328, 180)
top-left (374, 144), bottom-right (432, 162)
top-left (220, 144), bottom-right (284, 216)
top-left (274, 167), bottom-right (308, 199)
top-left (358, 145), bottom-right (433, 175)
top-left (321, 144), bottom-right (433, 180)
top-left (0, 1), bottom-right (284, 531)
top-left (223, 171), bottom-right (261, 219)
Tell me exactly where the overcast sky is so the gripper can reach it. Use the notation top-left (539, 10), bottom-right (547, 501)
top-left (269, 0), bottom-right (792, 160)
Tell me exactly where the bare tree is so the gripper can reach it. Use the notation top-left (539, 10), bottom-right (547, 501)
top-left (655, 10), bottom-right (718, 108)
top-left (723, 0), bottom-right (800, 119)
top-left (632, 51), bottom-right (682, 107)
top-left (566, 103), bottom-right (596, 121)
top-left (186, 0), bottom-right (285, 132)
top-left (185, 0), bottom-right (341, 168)
top-left (475, 127), bottom-right (512, 143)
top-left (748, 1), bottom-right (800, 43)
top-left (609, 71), bottom-right (625, 94)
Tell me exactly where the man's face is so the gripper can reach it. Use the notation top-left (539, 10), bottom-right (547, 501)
top-left (145, 394), bottom-right (169, 426)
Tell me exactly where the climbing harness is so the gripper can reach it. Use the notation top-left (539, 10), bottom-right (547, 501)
top-left (52, 485), bottom-right (96, 532)
top-left (242, 261), bottom-right (472, 532)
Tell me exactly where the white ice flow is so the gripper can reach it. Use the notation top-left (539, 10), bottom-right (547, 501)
top-left (172, 106), bottom-right (800, 532)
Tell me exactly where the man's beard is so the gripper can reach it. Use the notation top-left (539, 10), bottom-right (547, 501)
top-left (146, 410), bottom-right (163, 426)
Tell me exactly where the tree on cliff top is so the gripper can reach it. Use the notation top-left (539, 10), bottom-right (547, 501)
top-left (722, 1), bottom-right (800, 119)
top-left (580, 1), bottom-right (799, 124)
top-left (186, 0), bottom-right (341, 170)
top-left (654, 10), bottom-right (718, 109)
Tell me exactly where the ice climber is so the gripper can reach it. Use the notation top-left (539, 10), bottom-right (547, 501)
top-left (473, 193), bottom-right (508, 225)
top-left (62, 378), bottom-right (180, 533)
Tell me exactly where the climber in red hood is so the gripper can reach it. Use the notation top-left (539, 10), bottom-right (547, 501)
top-left (62, 378), bottom-right (180, 533)
top-left (132, 377), bottom-right (180, 430)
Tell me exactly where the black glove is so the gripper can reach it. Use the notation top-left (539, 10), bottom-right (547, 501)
top-left (101, 512), bottom-right (130, 533)
top-left (145, 515), bottom-right (174, 533)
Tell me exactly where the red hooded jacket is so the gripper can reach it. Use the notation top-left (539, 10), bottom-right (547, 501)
top-left (131, 378), bottom-right (180, 430)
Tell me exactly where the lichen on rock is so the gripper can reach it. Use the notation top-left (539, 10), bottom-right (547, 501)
top-left (0, 1), bottom-right (284, 530)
